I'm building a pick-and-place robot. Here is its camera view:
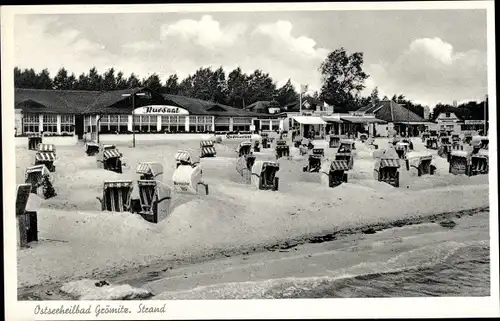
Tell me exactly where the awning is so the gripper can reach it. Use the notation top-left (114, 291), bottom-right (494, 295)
top-left (321, 116), bottom-right (343, 123)
top-left (394, 121), bottom-right (432, 125)
top-left (200, 140), bottom-right (214, 147)
top-left (292, 116), bottom-right (327, 125)
top-left (201, 147), bottom-right (216, 155)
top-left (175, 150), bottom-right (191, 162)
top-left (340, 116), bottom-right (386, 124)
top-left (37, 144), bottom-right (56, 152)
top-left (103, 180), bottom-right (133, 189)
top-left (103, 149), bottom-right (121, 160)
top-left (380, 159), bottom-right (400, 168)
top-left (330, 160), bottom-right (350, 171)
top-left (35, 152), bottom-right (56, 161)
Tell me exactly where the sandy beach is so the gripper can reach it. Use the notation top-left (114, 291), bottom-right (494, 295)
top-left (15, 136), bottom-right (490, 299)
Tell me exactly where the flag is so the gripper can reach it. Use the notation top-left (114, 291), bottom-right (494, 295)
top-left (300, 84), bottom-right (308, 94)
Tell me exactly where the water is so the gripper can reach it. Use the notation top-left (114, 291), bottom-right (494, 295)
top-left (154, 211), bottom-right (490, 299)
top-left (264, 243), bottom-right (490, 298)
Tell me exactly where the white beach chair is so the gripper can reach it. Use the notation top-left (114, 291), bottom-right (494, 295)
top-left (172, 150), bottom-right (208, 195)
top-left (24, 164), bottom-right (56, 198)
top-left (405, 151), bottom-right (435, 176)
top-left (16, 184), bottom-right (40, 248)
top-left (251, 160), bottom-right (280, 191)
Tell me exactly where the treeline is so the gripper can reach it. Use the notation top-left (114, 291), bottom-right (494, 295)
top-left (14, 66), bottom-right (298, 109)
top-left (430, 99), bottom-right (488, 121)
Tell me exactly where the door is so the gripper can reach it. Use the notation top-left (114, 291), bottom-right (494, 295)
top-left (75, 115), bottom-right (84, 139)
top-left (253, 119), bottom-right (260, 133)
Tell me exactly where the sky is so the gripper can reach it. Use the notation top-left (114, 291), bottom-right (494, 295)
top-left (14, 9), bottom-right (488, 107)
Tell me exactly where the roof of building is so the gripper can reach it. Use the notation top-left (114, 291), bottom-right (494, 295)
top-left (245, 101), bottom-right (272, 114)
top-left (15, 88), bottom-right (266, 117)
top-left (15, 88), bottom-right (101, 114)
top-left (357, 100), bottom-right (429, 123)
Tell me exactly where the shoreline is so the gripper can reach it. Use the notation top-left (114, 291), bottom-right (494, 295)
top-left (18, 205), bottom-right (489, 300)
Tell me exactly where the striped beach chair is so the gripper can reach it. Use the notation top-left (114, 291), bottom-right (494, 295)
top-left (24, 164), bottom-right (55, 198)
top-left (136, 162), bottom-right (163, 181)
top-left (28, 133), bottom-right (43, 150)
top-left (200, 140), bottom-right (216, 158)
top-left (320, 159), bottom-right (349, 188)
top-left (174, 150), bottom-right (194, 168)
top-left (34, 144), bottom-right (56, 172)
top-left (97, 145), bottom-right (123, 173)
top-left (97, 180), bottom-right (133, 212)
top-left (448, 150), bottom-right (470, 176)
top-left (375, 158), bottom-right (400, 187)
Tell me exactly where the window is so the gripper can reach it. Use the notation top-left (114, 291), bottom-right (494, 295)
top-left (133, 115), bottom-right (158, 133)
top-left (161, 116), bottom-right (186, 133)
top-left (261, 120), bottom-right (270, 131)
top-left (214, 117), bottom-right (230, 132)
top-left (232, 117), bottom-right (252, 132)
top-left (99, 114), bottom-right (130, 134)
top-left (23, 113), bottom-right (40, 134)
top-left (445, 112), bottom-right (451, 118)
top-left (60, 115), bottom-right (75, 133)
top-left (271, 120), bottom-right (280, 131)
top-left (189, 116), bottom-right (212, 132)
top-left (42, 114), bottom-right (57, 133)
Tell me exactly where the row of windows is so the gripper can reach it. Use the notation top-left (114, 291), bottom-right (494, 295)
top-left (23, 114), bottom-right (75, 134)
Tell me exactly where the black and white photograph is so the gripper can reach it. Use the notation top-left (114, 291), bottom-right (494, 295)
top-left (2, 1), bottom-right (498, 320)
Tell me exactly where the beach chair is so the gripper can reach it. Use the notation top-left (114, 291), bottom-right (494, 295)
top-left (395, 142), bottom-right (410, 160)
top-left (329, 135), bottom-right (341, 148)
top-left (405, 151), bottom-right (435, 176)
top-left (96, 145), bottom-right (123, 173)
top-left (374, 150), bottom-right (400, 187)
top-left (448, 150), bottom-right (470, 175)
top-left (366, 137), bottom-right (379, 150)
top-left (471, 136), bottom-right (489, 150)
top-left (275, 140), bottom-right (290, 159)
top-left (262, 136), bottom-right (270, 149)
top-left (251, 160), bottom-right (280, 191)
top-left (136, 162), bottom-right (163, 181)
top-left (237, 141), bottom-right (253, 158)
top-left (426, 136), bottom-right (438, 149)
top-left (135, 180), bottom-right (172, 223)
top-left (24, 164), bottom-right (56, 198)
top-left (374, 158), bottom-right (400, 187)
top-left (34, 144), bottom-right (56, 172)
top-left (28, 133), bottom-right (43, 150)
top-left (335, 140), bottom-right (355, 170)
top-left (174, 150), bottom-right (194, 168)
top-left (200, 140), bottom-right (216, 158)
top-left (303, 154), bottom-right (323, 173)
top-left (253, 140), bottom-right (261, 152)
top-left (463, 133), bottom-right (473, 145)
top-left (85, 141), bottom-right (100, 156)
top-left (437, 137), bottom-right (451, 159)
top-left (16, 184), bottom-right (41, 248)
top-left (469, 149), bottom-right (488, 176)
top-left (401, 138), bottom-right (414, 150)
top-left (421, 132), bottom-right (430, 143)
top-left (359, 133), bottom-right (368, 142)
top-left (97, 180), bottom-right (133, 212)
top-left (236, 153), bottom-right (257, 184)
top-left (320, 160), bottom-right (349, 188)
top-left (172, 150), bottom-right (208, 195)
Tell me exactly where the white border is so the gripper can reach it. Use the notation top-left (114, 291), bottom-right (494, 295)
top-left (2, 1), bottom-right (499, 320)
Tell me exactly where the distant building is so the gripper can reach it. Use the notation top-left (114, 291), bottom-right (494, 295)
top-left (355, 99), bottom-right (432, 137)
